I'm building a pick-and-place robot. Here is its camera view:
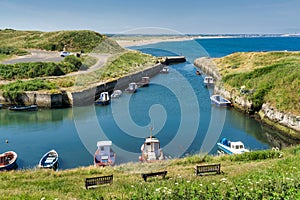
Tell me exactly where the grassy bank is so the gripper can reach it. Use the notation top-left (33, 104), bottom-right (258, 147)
top-left (213, 52), bottom-right (300, 114)
top-left (0, 29), bottom-right (124, 53)
top-left (0, 146), bottom-right (299, 199)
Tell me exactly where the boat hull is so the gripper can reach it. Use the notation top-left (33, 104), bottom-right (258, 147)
top-left (0, 151), bottom-right (18, 171)
top-left (95, 100), bottom-right (110, 105)
top-left (38, 150), bottom-right (58, 170)
top-left (94, 150), bottom-right (116, 167)
top-left (210, 95), bottom-right (231, 106)
top-left (8, 105), bottom-right (38, 111)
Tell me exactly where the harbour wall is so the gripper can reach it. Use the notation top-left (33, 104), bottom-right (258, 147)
top-left (0, 63), bottom-right (164, 108)
top-left (194, 57), bottom-right (300, 139)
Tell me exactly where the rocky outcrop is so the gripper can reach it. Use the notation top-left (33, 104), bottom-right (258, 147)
top-left (194, 57), bottom-right (300, 137)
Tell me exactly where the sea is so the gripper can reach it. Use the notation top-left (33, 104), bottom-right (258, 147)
top-left (1, 37), bottom-right (300, 169)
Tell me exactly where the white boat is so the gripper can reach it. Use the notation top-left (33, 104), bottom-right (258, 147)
top-left (137, 77), bottom-right (150, 87)
top-left (95, 92), bottom-right (110, 105)
top-left (160, 66), bottom-right (169, 73)
top-left (38, 149), bottom-right (58, 170)
top-left (0, 151), bottom-right (18, 171)
top-left (125, 82), bottom-right (137, 93)
top-left (111, 90), bottom-right (122, 98)
top-left (94, 141), bottom-right (116, 167)
top-left (204, 76), bottom-right (214, 86)
top-left (210, 95), bottom-right (232, 106)
top-left (217, 138), bottom-right (249, 155)
top-left (139, 136), bottom-right (164, 162)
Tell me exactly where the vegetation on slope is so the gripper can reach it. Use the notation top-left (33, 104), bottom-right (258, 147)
top-left (0, 29), bottom-right (124, 53)
top-left (214, 52), bottom-right (300, 113)
top-left (0, 146), bottom-right (299, 199)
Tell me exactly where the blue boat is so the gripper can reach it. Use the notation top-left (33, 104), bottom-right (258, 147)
top-left (38, 149), bottom-right (59, 170)
top-left (217, 138), bottom-right (249, 155)
top-left (8, 105), bottom-right (38, 111)
top-left (0, 151), bottom-right (18, 171)
top-left (210, 95), bottom-right (232, 106)
top-left (95, 92), bottom-right (110, 105)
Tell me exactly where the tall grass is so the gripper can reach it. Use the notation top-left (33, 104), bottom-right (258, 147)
top-left (216, 52), bottom-right (300, 114)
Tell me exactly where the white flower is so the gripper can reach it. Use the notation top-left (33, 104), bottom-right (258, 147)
top-left (220, 178), bottom-right (227, 182)
top-left (187, 180), bottom-right (190, 183)
top-left (156, 188), bottom-right (161, 192)
top-left (175, 182), bottom-right (179, 185)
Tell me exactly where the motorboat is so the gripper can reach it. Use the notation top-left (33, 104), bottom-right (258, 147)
top-left (160, 66), bottom-right (169, 73)
top-left (94, 141), bottom-right (116, 167)
top-left (95, 92), bottom-right (110, 105)
top-left (38, 149), bottom-right (58, 170)
top-left (139, 136), bottom-right (164, 162)
top-left (137, 77), bottom-right (150, 87)
top-left (217, 138), bottom-right (249, 155)
top-left (210, 95), bottom-right (232, 106)
top-left (8, 105), bottom-right (38, 111)
top-left (0, 151), bottom-right (18, 171)
top-left (204, 76), bottom-right (214, 86)
top-left (111, 90), bottom-right (122, 98)
top-left (125, 82), bottom-right (137, 93)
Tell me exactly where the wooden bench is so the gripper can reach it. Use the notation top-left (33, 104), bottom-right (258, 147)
top-left (85, 175), bottom-right (113, 189)
top-left (141, 171), bottom-right (167, 182)
top-left (194, 164), bottom-right (221, 176)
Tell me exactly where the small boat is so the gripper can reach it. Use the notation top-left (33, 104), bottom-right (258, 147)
top-left (217, 138), bottom-right (249, 155)
top-left (111, 90), bottom-right (122, 98)
top-left (210, 95), bottom-right (232, 106)
top-left (94, 141), bottom-right (116, 167)
top-left (160, 66), bottom-right (169, 73)
top-left (204, 76), bottom-right (214, 86)
top-left (196, 70), bottom-right (201, 75)
top-left (125, 82), bottom-right (137, 93)
top-left (137, 77), bottom-right (150, 87)
top-left (0, 151), bottom-right (18, 171)
top-left (139, 136), bottom-right (164, 162)
top-left (38, 149), bottom-right (58, 170)
top-left (8, 105), bottom-right (38, 111)
top-left (95, 92), bottom-right (110, 105)
top-left (0, 103), bottom-right (2, 109)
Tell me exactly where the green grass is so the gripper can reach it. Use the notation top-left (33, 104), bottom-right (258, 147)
top-left (0, 146), bottom-right (300, 199)
top-left (214, 52), bottom-right (300, 114)
top-left (0, 29), bottom-right (124, 53)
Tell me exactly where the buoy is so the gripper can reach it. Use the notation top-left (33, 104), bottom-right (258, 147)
top-left (5, 139), bottom-right (8, 143)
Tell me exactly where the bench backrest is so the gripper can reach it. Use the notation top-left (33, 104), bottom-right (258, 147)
top-left (196, 164), bottom-right (221, 174)
top-left (85, 175), bottom-right (113, 189)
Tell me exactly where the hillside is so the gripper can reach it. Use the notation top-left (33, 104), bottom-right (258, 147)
top-left (0, 146), bottom-right (299, 199)
top-left (0, 29), bottom-right (124, 53)
top-left (213, 52), bottom-right (300, 114)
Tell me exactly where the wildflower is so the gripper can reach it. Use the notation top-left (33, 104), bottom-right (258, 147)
top-left (220, 178), bottom-right (227, 182)
top-left (41, 198), bottom-right (45, 200)
top-left (175, 182), bottom-right (179, 185)
top-left (212, 182), bottom-right (215, 186)
top-left (187, 180), bottom-right (190, 183)
top-left (199, 183), bottom-right (203, 187)
top-left (131, 185), bottom-right (135, 188)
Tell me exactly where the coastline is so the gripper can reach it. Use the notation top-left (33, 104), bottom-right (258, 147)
top-left (114, 35), bottom-right (234, 47)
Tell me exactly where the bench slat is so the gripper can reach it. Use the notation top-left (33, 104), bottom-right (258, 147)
top-left (195, 164), bottom-right (221, 176)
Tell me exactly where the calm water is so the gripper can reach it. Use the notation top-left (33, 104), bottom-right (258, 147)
top-left (1, 37), bottom-right (300, 169)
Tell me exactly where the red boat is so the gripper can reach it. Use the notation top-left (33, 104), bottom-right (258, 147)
top-left (0, 151), bottom-right (18, 171)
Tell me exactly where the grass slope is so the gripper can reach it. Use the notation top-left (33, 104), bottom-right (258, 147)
top-left (0, 29), bottom-right (124, 53)
top-left (214, 52), bottom-right (300, 114)
top-left (0, 146), bottom-right (299, 199)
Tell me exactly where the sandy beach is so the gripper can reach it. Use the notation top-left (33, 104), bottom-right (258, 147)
top-left (115, 35), bottom-right (235, 47)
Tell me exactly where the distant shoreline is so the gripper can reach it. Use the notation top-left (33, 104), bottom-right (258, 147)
top-left (115, 35), bottom-right (235, 47)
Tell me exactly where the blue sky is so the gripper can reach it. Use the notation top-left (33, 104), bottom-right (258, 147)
top-left (1, 0), bottom-right (299, 34)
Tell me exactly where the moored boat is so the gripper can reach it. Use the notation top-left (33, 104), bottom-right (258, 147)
top-left (196, 70), bottom-right (201, 75)
top-left (160, 66), bottom-right (169, 73)
top-left (204, 76), bottom-right (214, 86)
top-left (139, 136), bottom-right (164, 162)
top-left (38, 149), bottom-right (59, 170)
top-left (95, 92), bottom-right (110, 105)
top-left (210, 95), bottom-right (232, 106)
top-left (8, 105), bottom-right (38, 111)
top-left (217, 138), bottom-right (249, 155)
top-left (111, 90), bottom-right (122, 98)
top-left (125, 82), bottom-right (137, 93)
top-left (0, 151), bottom-right (18, 171)
top-left (94, 141), bottom-right (116, 167)
top-left (137, 77), bottom-right (150, 87)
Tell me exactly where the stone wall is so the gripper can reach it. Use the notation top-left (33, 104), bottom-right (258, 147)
top-left (0, 63), bottom-right (164, 108)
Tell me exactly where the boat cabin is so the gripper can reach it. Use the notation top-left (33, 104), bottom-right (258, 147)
top-left (230, 141), bottom-right (245, 150)
top-left (99, 92), bottom-right (109, 101)
top-left (204, 76), bottom-right (214, 85)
